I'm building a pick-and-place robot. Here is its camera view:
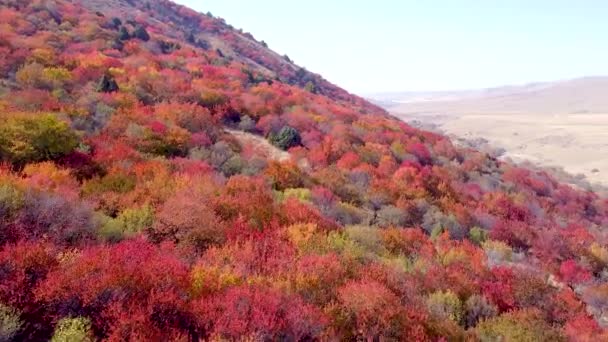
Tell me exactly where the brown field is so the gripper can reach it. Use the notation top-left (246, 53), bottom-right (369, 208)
top-left (379, 77), bottom-right (608, 188)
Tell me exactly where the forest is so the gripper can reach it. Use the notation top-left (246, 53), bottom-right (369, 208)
top-left (0, 0), bottom-right (607, 340)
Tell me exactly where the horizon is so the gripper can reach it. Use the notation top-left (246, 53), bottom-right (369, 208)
top-left (175, 0), bottom-right (608, 95)
top-left (366, 75), bottom-right (608, 96)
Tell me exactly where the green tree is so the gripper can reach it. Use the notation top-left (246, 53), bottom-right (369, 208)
top-left (118, 26), bottom-right (130, 40)
top-left (110, 17), bottom-right (122, 29)
top-left (269, 126), bottom-right (301, 150)
top-left (96, 74), bottom-right (119, 93)
top-left (133, 26), bottom-right (150, 41)
top-left (0, 114), bottom-right (79, 167)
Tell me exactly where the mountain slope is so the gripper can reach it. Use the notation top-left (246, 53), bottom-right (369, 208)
top-left (0, 0), bottom-right (607, 340)
top-left (79, 0), bottom-right (385, 116)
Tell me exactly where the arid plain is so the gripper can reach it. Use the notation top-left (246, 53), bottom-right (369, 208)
top-left (378, 77), bottom-right (608, 188)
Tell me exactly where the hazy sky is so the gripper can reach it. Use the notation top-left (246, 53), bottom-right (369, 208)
top-left (175, 0), bottom-right (608, 94)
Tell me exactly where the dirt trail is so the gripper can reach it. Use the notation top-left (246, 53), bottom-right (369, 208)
top-left (225, 129), bottom-right (291, 162)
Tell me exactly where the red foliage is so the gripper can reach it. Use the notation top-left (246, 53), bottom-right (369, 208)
top-left (407, 142), bottom-right (432, 165)
top-left (337, 280), bottom-right (428, 340)
top-left (0, 241), bottom-right (57, 307)
top-left (336, 151), bottom-right (361, 170)
top-left (152, 189), bottom-right (226, 250)
top-left (490, 220), bottom-right (536, 250)
top-left (559, 260), bottom-right (592, 285)
top-left (0, 0), bottom-right (606, 339)
top-left (264, 161), bottom-right (304, 190)
top-left (213, 175), bottom-right (275, 228)
top-left (564, 313), bottom-right (605, 342)
top-left (194, 285), bottom-right (327, 340)
top-left (381, 227), bottom-right (434, 258)
top-left (279, 198), bottom-right (339, 232)
top-left (481, 267), bottom-right (516, 312)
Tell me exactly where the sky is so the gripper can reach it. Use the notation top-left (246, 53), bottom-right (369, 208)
top-left (174, 0), bottom-right (608, 95)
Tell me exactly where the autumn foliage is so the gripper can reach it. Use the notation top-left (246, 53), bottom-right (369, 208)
top-left (0, 0), bottom-right (607, 340)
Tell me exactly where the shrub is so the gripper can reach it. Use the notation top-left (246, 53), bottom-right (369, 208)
top-left (337, 280), bottom-right (404, 340)
top-left (241, 157), bottom-right (267, 176)
top-left (325, 230), bottom-right (366, 262)
top-left (559, 259), bottom-right (592, 285)
top-left (464, 295), bottom-right (497, 328)
top-left (345, 225), bottom-right (385, 257)
top-left (0, 183), bottom-right (24, 222)
top-left (82, 172), bottom-right (136, 195)
top-left (0, 303), bottom-right (21, 342)
top-left (16, 191), bottom-right (97, 245)
top-left (159, 40), bottom-right (181, 54)
top-left (482, 240), bottom-right (513, 265)
top-left (329, 202), bottom-right (371, 226)
top-left (199, 91), bottom-right (227, 107)
top-left (214, 175), bottom-right (275, 228)
top-left (269, 126), bottom-right (301, 150)
top-left (426, 290), bottom-right (463, 325)
top-left (196, 285), bottom-right (327, 340)
top-left (265, 161), bottom-right (304, 190)
top-left (220, 155), bottom-right (244, 176)
top-left (238, 115), bottom-right (256, 132)
top-left (375, 205), bottom-right (409, 228)
top-left (139, 125), bottom-right (190, 157)
top-left (99, 206), bottom-right (154, 241)
top-left (98, 216), bottom-right (125, 242)
top-left (154, 102), bottom-right (215, 134)
top-left (42, 67), bottom-right (72, 89)
top-left (190, 264), bottom-right (242, 297)
top-left (16, 63), bottom-right (45, 88)
top-left (276, 188), bottom-right (312, 203)
top-left (287, 224), bottom-right (332, 257)
top-left (475, 309), bottom-right (565, 342)
top-left (422, 207), bottom-right (465, 240)
top-left (279, 198), bottom-right (339, 232)
top-left (582, 283), bottom-right (608, 314)
top-left (294, 254), bottom-right (345, 304)
top-left (0, 114), bottom-right (79, 167)
top-left (51, 317), bottom-right (92, 342)
top-left (469, 226), bottom-right (488, 245)
top-left (381, 227), bottom-right (433, 257)
top-left (192, 141), bottom-right (239, 170)
top-left (151, 191), bottom-right (225, 251)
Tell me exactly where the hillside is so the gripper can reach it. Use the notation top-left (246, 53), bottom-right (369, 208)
top-left (0, 0), bottom-right (608, 340)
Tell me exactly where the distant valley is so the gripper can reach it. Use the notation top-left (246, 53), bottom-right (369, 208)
top-left (372, 77), bottom-right (608, 190)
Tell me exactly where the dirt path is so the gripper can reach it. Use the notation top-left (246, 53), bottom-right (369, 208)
top-left (225, 129), bottom-right (291, 162)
